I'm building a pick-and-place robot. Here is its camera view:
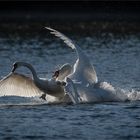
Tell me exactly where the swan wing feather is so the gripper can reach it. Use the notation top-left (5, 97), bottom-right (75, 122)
top-left (45, 27), bottom-right (75, 49)
top-left (0, 73), bottom-right (44, 97)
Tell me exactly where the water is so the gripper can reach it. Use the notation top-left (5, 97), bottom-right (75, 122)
top-left (0, 102), bottom-right (140, 140)
top-left (0, 22), bottom-right (140, 139)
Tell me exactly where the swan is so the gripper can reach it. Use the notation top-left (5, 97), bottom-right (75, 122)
top-left (0, 61), bottom-right (77, 103)
top-left (46, 27), bottom-right (123, 103)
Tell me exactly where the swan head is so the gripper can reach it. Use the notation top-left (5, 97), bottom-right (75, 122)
top-left (53, 63), bottom-right (72, 81)
top-left (12, 62), bottom-right (19, 72)
top-left (11, 61), bottom-right (30, 73)
top-left (52, 70), bottom-right (59, 78)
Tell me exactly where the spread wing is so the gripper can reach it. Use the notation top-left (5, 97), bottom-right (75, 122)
top-left (45, 27), bottom-right (98, 85)
top-left (0, 73), bottom-right (44, 97)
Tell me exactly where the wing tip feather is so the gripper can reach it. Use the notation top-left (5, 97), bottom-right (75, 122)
top-left (45, 26), bottom-right (76, 50)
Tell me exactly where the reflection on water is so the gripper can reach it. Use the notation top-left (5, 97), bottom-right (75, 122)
top-left (0, 22), bottom-right (140, 140)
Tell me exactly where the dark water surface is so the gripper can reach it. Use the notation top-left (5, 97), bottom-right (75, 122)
top-left (0, 102), bottom-right (140, 140)
top-left (0, 22), bottom-right (140, 139)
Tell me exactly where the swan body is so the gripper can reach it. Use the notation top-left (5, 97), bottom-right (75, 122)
top-left (12, 62), bottom-right (65, 99)
top-left (46, 27), bottom-right (123, 103)
top-left (71, 82), bottom-right (122, 103)
top-left (0, 61), bottom-right (80, 104)
top-left (0, 73), bottom-right (66, 104)
top-left (0, 62), bottom-right (69, 102)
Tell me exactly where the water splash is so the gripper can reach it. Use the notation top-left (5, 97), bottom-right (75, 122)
top-left (103, 83), bottom-right (140, 102)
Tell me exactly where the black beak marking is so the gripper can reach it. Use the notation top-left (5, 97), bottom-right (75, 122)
top-left (52, 70), bottom-right (60, 78)
top-left (11, 64), bottom-right (17, 73)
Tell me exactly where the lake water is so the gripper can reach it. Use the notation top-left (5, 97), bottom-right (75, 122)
top-left (0, 22), bottom-right (140, 139)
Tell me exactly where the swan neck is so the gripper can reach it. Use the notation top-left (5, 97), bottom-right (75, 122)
top-left (22, 62), bottom-right (38, 80)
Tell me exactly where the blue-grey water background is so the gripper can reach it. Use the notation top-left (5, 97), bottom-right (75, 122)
top-left (0, 22), bottom-right (140, 139)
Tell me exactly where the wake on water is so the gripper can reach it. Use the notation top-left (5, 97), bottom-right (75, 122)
top-left (0, 96), bottom-right (47, 107)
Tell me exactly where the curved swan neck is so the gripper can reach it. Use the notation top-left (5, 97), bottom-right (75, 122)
top-left (17, 62), bottom-right (39, 80)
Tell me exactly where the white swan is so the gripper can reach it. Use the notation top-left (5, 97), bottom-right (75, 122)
top-left (0, 61), bottom-right (77, 103)
top-left (46, 27), bottom-right (123, 103)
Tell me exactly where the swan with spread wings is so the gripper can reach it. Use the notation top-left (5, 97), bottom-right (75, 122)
top-left (46, 27), bottom-right (122, 103)
top-left (0, 61), bottom-right (78, 103)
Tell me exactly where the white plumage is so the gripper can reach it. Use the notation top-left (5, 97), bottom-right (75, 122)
top-left (46, 27), bottom-right (123, 103)
top-left (0, 73), bottom-right (43, 97)
top-left (0, 62), bottom-right (79, 104)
